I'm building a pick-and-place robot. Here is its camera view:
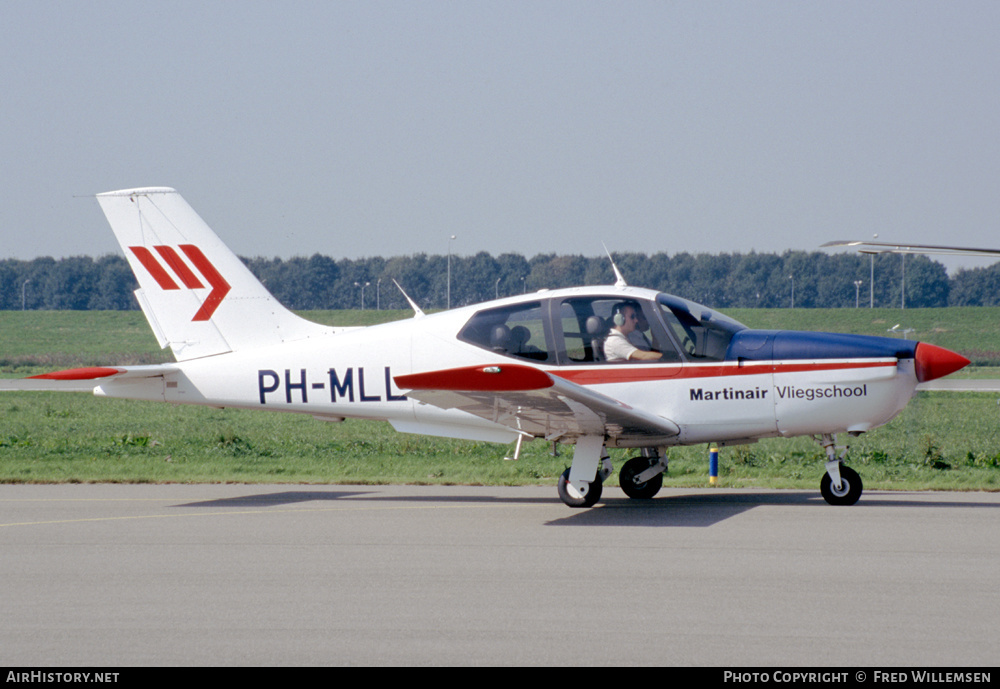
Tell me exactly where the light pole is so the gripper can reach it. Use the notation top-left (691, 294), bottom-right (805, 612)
top-left (354, 281), bottom-right (369, 310)
top-left (870, 233), bottom-right (877, 308)
top-left (789, 275), bottom-right (794, 309)
top-left (21, 280), bottom-right (30, 311)
top-left (854, 280), bottom-right (863, 308)
top-left (495, 277), bottom-right (501, 300)
top-left (376, 278), bottom-right (381, 311)
top-left (900, 253), bottom-right (906, 310)
top-left (447, 234), bottom-right (456, 309)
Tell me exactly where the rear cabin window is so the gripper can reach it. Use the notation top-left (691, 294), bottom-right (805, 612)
top-left (458, 302), bottom-right (554, 363)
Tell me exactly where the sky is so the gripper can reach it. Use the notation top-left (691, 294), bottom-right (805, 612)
top-left (3, 1), bottom-right (999, 274)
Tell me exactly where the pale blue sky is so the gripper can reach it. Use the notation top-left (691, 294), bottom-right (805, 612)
top-left (2, 1), bottom-right (998, 273)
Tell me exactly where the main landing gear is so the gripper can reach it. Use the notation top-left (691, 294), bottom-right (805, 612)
top-left (619, 450), bottom-right (668, 500)
top-left (815, 433), bottom-right (863, 506)
top-left (558, 467), bottom-right (604, 508)
top-left (558, 439), bottom-right (668, 508)
top-left (557, 436), bottom-right (611, 508)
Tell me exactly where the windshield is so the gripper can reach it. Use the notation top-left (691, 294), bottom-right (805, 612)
top-left (656, 293), bottom-right (747, 361)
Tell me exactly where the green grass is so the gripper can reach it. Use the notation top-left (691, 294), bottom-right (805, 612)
top-left (2, 308), bottom-right (999, 490)
top-left (2, 389), bottom-right (998, 490)
top-left (0, 393), bottom-right (563, 485)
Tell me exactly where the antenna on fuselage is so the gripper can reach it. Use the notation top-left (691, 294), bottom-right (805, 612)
top-left (602, 242), bottom-right (628, 288)
top-left (393, 279), bottom-right (426, 319)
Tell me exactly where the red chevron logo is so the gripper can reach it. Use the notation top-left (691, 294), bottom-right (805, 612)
top-left (129, 245), bottom-right (231, 321)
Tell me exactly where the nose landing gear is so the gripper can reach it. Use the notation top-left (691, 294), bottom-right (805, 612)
top-left (815, 433), bottom-right (863, 506)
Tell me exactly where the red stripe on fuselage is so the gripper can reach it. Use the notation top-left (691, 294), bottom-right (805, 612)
top-left (553, 360), bottom-right (896, 385)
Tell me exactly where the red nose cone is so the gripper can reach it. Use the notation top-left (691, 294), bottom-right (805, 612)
top-left (915, 343), bottom-right (970, 383)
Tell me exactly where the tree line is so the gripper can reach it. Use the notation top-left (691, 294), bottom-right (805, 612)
top-left (2, 250), bottom-right (999, 311)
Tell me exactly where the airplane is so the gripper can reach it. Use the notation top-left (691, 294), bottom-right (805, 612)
top-left (822, 239), bottom-right (1000, 258)
top-left (2, 188), bottom-right (971, 508)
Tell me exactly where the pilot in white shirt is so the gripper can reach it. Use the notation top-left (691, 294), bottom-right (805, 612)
top-left (604, 303), bottom-right (661, 362)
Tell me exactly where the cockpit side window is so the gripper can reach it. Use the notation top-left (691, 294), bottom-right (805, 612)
top-left (458, 302), bottom-right (554, 363)
top-left (656, 294), bottom-right (746, 361)
top-left (556, 297), bottom-right (681, 364)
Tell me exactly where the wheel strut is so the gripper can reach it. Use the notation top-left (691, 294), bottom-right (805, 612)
top-left (815, 433), bottom-right (863, 506)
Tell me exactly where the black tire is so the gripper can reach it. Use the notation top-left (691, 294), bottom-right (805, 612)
top-left (557, 468), bottom-right (603, 508)
top-left (820, 465), bottom-right (863, 506)
top-left (619, 456), bottom-right (663, 500)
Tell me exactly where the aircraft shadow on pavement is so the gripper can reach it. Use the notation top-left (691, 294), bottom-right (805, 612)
top-left (175, 490), bottom-right (377, 508)
top-left (175, 488), bottom-right (1000, 527)
top-left (545, 492), bottom-right (821, 527)
top-left (176, 489), bottom-right (553, 509)
top-left (175, 488), bottom-right (818, 527)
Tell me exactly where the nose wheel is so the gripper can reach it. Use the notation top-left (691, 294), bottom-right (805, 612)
top-left (820, 464), bottom-right (862, 506)
top-left (815, 434), bottom-right (863, 505)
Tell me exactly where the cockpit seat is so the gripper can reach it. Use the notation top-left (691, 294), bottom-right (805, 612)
top-left (490, 324), bottom-right (511, 353)
top-left (585, 315), bottom-right (609, 361)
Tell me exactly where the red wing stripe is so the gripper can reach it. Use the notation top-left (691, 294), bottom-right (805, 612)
top-left (130, 247), bottom-right (179, 290)
top-left (396, 364), bottom-right (554, 391)
top-left (179, 244), bottom-right (231, 321)
top-left (154, 245), bottom-right (205, 289)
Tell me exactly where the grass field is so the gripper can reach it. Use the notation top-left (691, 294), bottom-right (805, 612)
top-left (2, 307), bottom-right (1000, 491)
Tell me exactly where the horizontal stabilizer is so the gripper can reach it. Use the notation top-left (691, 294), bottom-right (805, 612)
top-left (0, 364), bottom-right (178, 392)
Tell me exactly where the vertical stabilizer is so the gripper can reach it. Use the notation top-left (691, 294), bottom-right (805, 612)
top-left (98, 187), bottom-right (330, 361)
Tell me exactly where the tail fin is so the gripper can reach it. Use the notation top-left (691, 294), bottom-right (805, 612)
top-left (97, 187), bottom-right (329, 361)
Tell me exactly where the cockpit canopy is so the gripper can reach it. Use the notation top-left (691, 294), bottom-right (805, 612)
top-left (458, 291), bottom-right (747, 366)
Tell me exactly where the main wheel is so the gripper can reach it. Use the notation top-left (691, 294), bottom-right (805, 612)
top-left (820, 465), bottom-right (863, 506)
top-left (557, 468), bottom-right (603, 508)
top-left (619, 456), bottom-right (663, 499)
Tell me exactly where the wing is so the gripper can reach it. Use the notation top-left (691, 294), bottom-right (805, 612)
top-left (822, 240), bottom-right (1000, 257)
top-left (394, 364), bottom-right (680, 445)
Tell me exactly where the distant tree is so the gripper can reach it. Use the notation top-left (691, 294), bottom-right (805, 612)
top-left (458, 252), bottom-right (501, 306)
top-left (495, 253), bottom-right (530, 299)
top-left (381, 254), bottom-right (432, 310)
top-left (899, 255), bottom-right (949, 308)
top-left (950, 264), bottom-right (1000, 306)
top-left (0, 249), bottom-right (962, 311)
top-left (0, 261), bottom-right (18, 310)
top-left (91, 255), bottom-right (137, 309)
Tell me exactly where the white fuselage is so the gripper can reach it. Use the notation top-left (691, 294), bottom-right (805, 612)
top-left (95, 310), bottom-right (918, 449)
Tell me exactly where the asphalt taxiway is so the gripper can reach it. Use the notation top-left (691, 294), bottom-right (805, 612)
top-left (1, 484), bottom-right (997, 666)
